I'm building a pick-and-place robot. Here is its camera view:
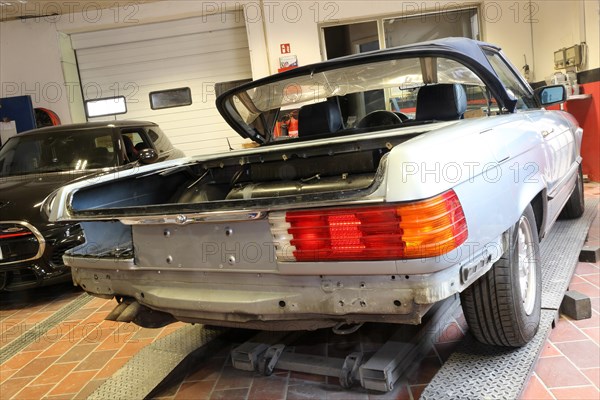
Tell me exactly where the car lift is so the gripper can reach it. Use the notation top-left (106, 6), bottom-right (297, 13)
top-left (230, 298), bottom-right (459, 391)
top-left (80, 199), bottom-right (597, 399)
top-left (231, 296), bottom-right (459, 392)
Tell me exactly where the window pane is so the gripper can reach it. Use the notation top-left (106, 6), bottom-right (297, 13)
top-left (323, 21), bottom-right (379, 59)
top-left (224, 55), bottom-right (492, 140)
top-left (384, 9), bottom-right (478, 48)
top-left (0, 129), bottom-right (116, 176)
top-left (484, 50), bottom-right (536, 110)
top-left (149, 87), bottom-right (192, 110)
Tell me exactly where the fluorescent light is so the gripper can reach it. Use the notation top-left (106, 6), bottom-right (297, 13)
top-left (85, 96), bottom-right (127, 118)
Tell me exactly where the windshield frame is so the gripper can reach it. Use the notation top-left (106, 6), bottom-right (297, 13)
top-left (217, 40), bottom-right (524, 144)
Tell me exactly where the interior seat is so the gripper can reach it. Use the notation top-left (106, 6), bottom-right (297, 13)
top-left (87, 147), bottom-right (113, 166)
top-left (122, 135), bottom-right (139, 162)
top-left (415, 83), bottom-right (467, 121)
top-left (298, 100), bottom-right (343, 137)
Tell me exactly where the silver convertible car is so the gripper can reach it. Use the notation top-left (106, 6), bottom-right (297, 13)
top-left (45, 38), bottom-right (584, 347)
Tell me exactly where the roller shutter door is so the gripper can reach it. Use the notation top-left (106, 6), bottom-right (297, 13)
top-left (72, 13), bottom-right (252, 156)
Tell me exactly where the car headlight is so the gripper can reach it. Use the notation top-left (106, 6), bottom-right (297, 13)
top-left (41, 190), bottom-right (58, 220)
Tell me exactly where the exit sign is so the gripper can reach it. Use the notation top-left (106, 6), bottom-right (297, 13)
top-left (280, 43), bottom-right (291, 54)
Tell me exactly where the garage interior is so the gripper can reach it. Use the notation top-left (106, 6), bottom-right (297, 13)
top-left (1, 1), bottom-right (599, 399)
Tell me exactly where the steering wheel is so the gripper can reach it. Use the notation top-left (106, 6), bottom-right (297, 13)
top-left (357, 110), bottom-right (403, 128)
top-left (394, 111), bottom-right (410, 122)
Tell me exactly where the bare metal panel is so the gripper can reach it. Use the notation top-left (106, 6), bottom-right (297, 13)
top-left (133, 220), bottom-right (278, 272)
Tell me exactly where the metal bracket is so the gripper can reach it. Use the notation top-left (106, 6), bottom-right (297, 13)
top-left (231, 331), bottom-right (289, 371)
top-left (258, 344), bottom-right (286, 376)
top-left (340, 352), bottom-right (363, 388)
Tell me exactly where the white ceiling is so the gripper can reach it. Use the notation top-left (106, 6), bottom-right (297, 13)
top-left (0, 0), bottom-right (160, 22)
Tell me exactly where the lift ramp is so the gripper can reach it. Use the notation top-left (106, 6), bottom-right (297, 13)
top-left (421, 199), bottom-right (598, 399)
top-left (231, 295), bottom-right (460, 391)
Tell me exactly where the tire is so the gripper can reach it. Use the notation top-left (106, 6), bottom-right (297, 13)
top-left (559, 164), bottom-right (585, 219)
top-left (460, 204), bottom-right (541, 347)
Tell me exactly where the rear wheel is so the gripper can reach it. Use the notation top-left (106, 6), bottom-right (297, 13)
top-left (460, 204), bottom-right (541, 347)
top-left (559, 164), bottom-right (585, 219)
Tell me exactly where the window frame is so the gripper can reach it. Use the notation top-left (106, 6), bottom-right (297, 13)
top-left (319, 6), bottom-right (482, 114)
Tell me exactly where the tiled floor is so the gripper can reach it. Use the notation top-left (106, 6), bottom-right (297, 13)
top-left (522, 182), bottom-right (600, 400)
top-left (0, 287), bottom-right (186, 399)
top-left (1, 183), bottom-right (598, 400)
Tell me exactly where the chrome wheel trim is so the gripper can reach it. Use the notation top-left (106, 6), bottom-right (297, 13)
top-left (517, 215), bottom-right (537, 316)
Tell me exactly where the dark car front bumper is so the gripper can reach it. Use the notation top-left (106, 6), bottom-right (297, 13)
top-left (0, 222), bottom-right (84, 290)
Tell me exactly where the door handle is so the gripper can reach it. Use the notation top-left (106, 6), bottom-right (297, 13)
top-left (542, 128), bottom-right (554, 137)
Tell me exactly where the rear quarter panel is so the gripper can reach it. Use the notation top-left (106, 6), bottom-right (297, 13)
top-left (384, 114), bottom-right (548, 271)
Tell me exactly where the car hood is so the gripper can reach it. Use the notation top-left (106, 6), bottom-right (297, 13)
top-left (0, 172), bottom-right (89, 225)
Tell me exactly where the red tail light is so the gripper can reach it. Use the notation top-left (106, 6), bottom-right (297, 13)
top-left (270, 190), bottom-right (468, 261)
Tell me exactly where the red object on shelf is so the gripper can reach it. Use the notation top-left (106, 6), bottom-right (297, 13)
top-left (277, 66), bottom-right (297, 73)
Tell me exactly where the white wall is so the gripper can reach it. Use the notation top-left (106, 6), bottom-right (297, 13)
top-left (245, 0), bottom-right (539, 79)
top-left (0, 1), bottom-right (243, 125)
top-left (245, 0), bottom-right (599, 82)
top-left (583, 0), bottom-right (600, 73)
top-left (0, 20), bottom-right (74, 124)
top-left (481, 0), bottom-right (535, 79)
top-left (529, 0), bottom-right (599, 81)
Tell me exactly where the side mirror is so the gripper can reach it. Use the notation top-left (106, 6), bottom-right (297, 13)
top-left (535, 85), bottom-right (567, 106)
top-left (138, 148), bottom-right (159, 164)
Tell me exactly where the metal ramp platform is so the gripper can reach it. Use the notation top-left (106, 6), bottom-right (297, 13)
top-left (421, 199), bottom-right (598, 399)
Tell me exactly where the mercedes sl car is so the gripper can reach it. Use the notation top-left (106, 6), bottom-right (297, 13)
top-left (0, 121), bottom-right (183, 291)
top-left (45, 38), bottom-right (584, 347)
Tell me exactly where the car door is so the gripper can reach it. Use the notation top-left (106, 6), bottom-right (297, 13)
top-left (483, 50), bottom-right (577, 221)
top-left (525, 110), bottom-right (576, 220)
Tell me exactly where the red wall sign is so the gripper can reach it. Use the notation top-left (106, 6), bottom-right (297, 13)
top-left (280, 43), bottom-right (291, 54)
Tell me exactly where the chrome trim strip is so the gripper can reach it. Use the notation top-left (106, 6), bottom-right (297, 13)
top-left (547, 160), bottom-right (580, 200)
top-left (120, 211), bottom-right (268, 225)
top-left (0, 221), bottom-right (45, 266)
top-left (117, 198), bottom-right (386, 226)
top-left (65, 255), bottom-right (135, 270)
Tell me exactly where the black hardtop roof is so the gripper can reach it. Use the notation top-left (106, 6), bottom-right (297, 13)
top-left (18, 120), bottom-right (157, 136)
top-left (216, 37), bottom-right (526, 141)
top-left (218, 38), bottom-right (502, 98)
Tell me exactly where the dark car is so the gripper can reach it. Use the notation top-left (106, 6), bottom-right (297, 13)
top-left (0, 120), bottom-right (184, 291)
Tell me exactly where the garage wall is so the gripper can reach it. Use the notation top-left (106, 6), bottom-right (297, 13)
top-left (72, 13), bottom-right (252, 156)
top-left (243, 0), bottom-right (598, 81)
top-left (3, 1), bottom-right (597, 118)
top-left (0, 20), bottom-right (73, 125)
